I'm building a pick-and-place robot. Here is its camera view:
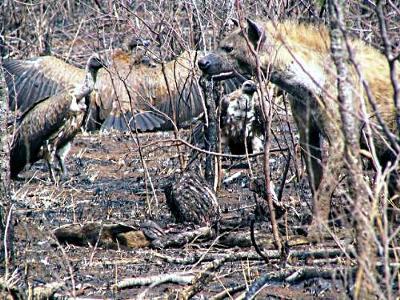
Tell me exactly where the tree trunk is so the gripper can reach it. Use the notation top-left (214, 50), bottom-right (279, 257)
top-left (199, 76), bottom-right (221, 189)
top-left (0, 57), bottom-right (13, 275)
top-left (327, 1), bottom-right (377, 299)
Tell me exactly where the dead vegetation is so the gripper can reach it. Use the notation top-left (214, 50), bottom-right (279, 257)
top-left (1, 0), bottom-right (399, 299)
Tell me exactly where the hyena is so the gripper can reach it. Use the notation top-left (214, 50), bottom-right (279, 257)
top-left (198, 19), bottom-right (399, 234)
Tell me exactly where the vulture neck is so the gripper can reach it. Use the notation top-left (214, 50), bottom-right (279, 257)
top-left (74, 66), bottom-right (98, 100)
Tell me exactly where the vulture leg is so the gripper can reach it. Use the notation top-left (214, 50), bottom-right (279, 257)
top-left (44, 143), bottom-right (59, 183)
top-left (46, 155), bottom-right (57, 183)
top-left (56, 142), bottom-right (71, 178)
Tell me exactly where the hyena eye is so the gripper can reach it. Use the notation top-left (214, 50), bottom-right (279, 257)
top-left (222, 45), bottom-right (234, 53)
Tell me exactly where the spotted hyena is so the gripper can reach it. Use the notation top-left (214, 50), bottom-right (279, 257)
top-left (220, 80), bottom-right (264, 155)
top-left (198, 19), bottom-right (399, 233)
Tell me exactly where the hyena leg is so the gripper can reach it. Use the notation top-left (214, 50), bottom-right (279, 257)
top-left (297, 121), bottom-right (337, 235)
top-left (309, 126), bottom-right (345, 237)
top-left (296, 118), bottom-right (323, 196)
top-left (289, 96), bottom-right (323, 193)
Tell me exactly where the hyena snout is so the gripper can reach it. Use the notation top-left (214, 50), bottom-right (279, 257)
top-left (198, 56), bottom-right (212, 71)
top-left (198, 53), bottom-right (228, 75)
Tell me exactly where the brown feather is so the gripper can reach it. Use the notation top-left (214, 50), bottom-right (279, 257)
top-left (10, 92), bottom-right (82, 178)
top-left (4, 50), bottom-right (241, 132)
top-left (9, 54), bottom-right (103, 180)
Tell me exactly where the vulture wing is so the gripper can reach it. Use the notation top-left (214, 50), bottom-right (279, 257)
top-left (101, 50), bottom-right (241, 131)
top-left (10, 92), bottom-right (73, 177)
top-left (4, 56), bottom-right (84, 114)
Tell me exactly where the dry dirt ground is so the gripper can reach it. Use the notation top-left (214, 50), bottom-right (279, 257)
top-left (5, 122), bottom-right (363, 299)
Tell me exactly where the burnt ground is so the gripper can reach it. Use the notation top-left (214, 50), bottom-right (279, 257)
top-left (2, 1), bottom-right (400, 298)
top-left (5, 118), bottom-right (364, 299)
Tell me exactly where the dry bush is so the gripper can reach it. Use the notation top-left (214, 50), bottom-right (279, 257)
top-left (1, 0), bottom-right (399, 299)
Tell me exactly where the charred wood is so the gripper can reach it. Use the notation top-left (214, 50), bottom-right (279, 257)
top-left (53, 221), bottom-right (163, 250)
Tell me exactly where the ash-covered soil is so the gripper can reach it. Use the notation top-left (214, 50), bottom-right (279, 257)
top-left (7, 125), bottom-right (352, 299)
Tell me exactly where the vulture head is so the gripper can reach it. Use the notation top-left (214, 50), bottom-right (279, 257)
top-left (241, 80), bottom-right (257, 95)
top-left (87, 53), bottom-right (105, 71)
top-left (74, 53), bottom-right (106, 100)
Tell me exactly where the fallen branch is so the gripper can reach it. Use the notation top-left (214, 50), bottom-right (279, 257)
top-left (178, 254), bottom-right (234, 299)
top-left (176, 244), bottom-right (356, 300)
top-left (218, 231), bottom-right (309, 248)
top-left (114, 272), bottom-right (194, 290)
top-left (243, 266), bottom-right (355, 300)
top-left (210, 284), bottom-right (246, 300)
top-left (243, 262), bottom-right (400, 297)
top-left (151, 226), bottom-right (213, 249)
top-left (153, 246), bottom-right (356, 265)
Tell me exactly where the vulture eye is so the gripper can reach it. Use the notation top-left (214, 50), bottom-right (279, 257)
top-left (222, 45), bottom-right (234, 53)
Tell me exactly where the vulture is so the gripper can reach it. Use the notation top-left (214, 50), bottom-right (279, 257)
top-left (220, 80), bottom-right (264, 155)
top-left (125, 37), bottom-right (157, 68)
top-left (4, 48), bottom-right (240, 132)
top-left (9, 53), bottom-right (104, 181)
top-left (191, 80), bottom-right (264, 155)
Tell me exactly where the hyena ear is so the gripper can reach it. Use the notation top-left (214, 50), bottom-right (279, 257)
top-left (246, 19), bottom-right (266, 50)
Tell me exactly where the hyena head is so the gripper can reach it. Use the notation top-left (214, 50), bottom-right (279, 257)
top-left (198, 19), bottom-right (266, 79)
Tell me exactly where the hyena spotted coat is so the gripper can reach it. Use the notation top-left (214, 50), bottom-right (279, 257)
top-left (198, 19), bottom-right (399, 233)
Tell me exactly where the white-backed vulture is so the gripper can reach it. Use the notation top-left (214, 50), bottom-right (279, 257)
top-left (192, 80), bottom-right (265, 155)
top-left (10, 54), bottom-right (104, 181)
top-left (220, 80), bottom-right (264, 154)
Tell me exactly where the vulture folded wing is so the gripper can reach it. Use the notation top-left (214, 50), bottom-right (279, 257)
top-left (97, 51), bottom-right (206, 132)
top-left (132, 111), bottom-right (166, 131)
top-left (5, 50), bottom-right (242, 133)
top-left (153, 79), bottom-right (204, 128)
top-left (10, 92), bottom-right (72, 177)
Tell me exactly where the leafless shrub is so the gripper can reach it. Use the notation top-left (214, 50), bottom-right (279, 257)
top-left (1, 0), bottom-right (399, 298)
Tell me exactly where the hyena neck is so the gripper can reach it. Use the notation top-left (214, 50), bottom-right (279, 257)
top-left (260, 21), bottom-right (328, 101)
top-left (267, 62), bottom-right (326, 102)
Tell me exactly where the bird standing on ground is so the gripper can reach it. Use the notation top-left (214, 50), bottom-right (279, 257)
top-left (220, 80), bottom-right (263, 155)
top-left (10, 53), bottom-right (104, 181)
